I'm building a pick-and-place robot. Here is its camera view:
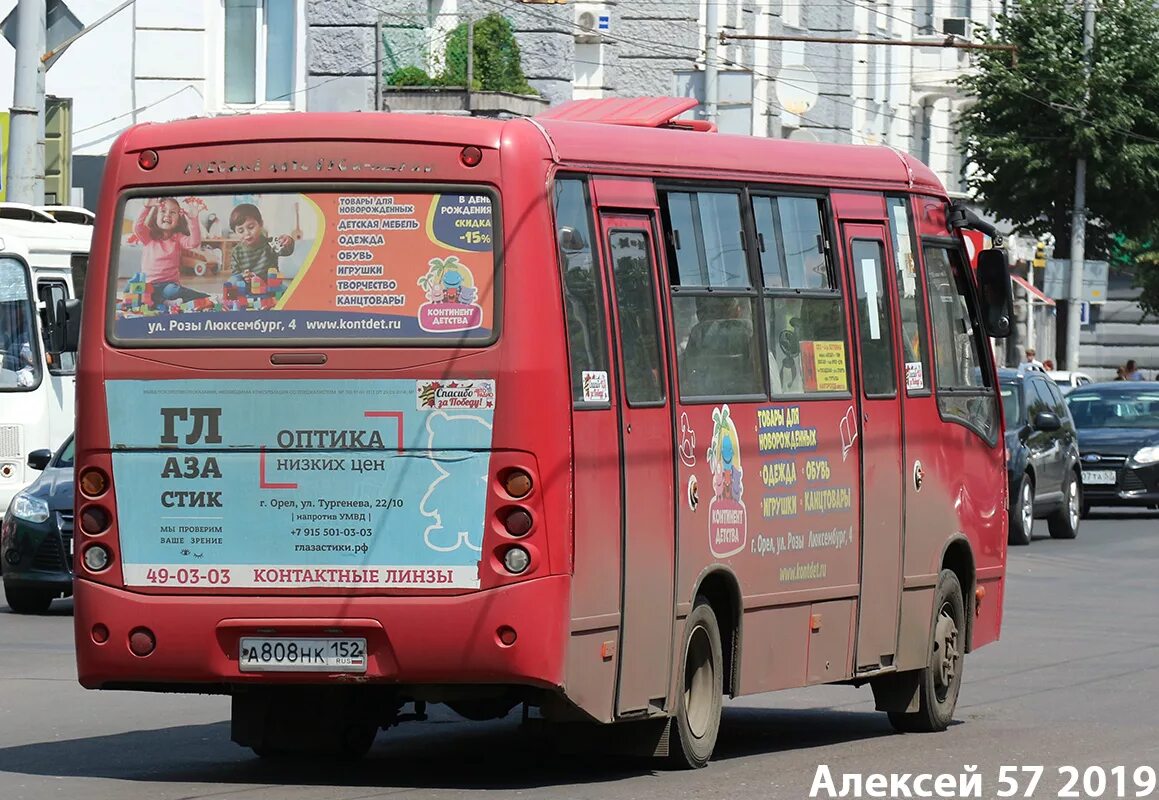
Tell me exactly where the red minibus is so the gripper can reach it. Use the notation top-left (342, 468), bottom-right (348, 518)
top-left (69, 97), bottom-right (1013, 767)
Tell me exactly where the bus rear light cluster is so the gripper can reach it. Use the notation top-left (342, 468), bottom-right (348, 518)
top-left (80, 505), bottom-right (111, 535)
top-left (91, 624), bottom-right (109, 644)
top-left (79, 468), bottom-right (109, 498)
top-left (502, 546), bottom-right (531, 575)
top-left (83, 544), bottom-right (112, 572)
top-left (138, 149), bottom-right (159, 170)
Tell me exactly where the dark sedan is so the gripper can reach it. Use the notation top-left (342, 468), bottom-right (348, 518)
top-left (1, 435), bottom-right (74, 613)
top-left (1065, 383), bottom-right (1159, 514)
top-left (1000, 368), bottom-right (1082, 545)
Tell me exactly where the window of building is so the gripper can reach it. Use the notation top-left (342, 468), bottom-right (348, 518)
top-left (223, 0), bottom-right (297, 105)
top-left (554, 178), bottom-right (609, 406)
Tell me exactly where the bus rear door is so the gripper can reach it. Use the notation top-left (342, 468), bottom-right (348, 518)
top-left (598, 209), bottom-right (676, 717)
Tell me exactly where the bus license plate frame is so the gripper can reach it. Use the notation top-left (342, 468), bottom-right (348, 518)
top-left (239, 637), bottom-right (368, 673)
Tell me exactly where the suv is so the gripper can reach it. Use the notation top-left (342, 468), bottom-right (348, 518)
top-left (1000, 369), bottom-right (1082, 545)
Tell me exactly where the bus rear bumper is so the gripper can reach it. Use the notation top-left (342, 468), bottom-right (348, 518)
top-left (73, 576), bottom-right (569, 690)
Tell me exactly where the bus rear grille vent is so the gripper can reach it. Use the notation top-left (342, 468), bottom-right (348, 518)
top-left (0, 425), bottom-right (20, 458)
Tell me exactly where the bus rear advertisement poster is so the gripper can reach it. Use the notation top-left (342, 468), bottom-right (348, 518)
top-left (103, 378), bottom-right (496, 589)
top-left (111, 191), bottom-right (495, 343)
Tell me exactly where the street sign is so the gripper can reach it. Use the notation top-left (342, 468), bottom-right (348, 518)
top-left (0, 0), bottom-right (83, 70)
top-left (1041, 258), bottom-right (1110, 304)
top-left (1079, 301), bottom-right (1091, 326)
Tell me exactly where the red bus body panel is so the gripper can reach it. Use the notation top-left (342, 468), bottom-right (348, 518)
top-left (73, 112), bottom-right (1005, 722)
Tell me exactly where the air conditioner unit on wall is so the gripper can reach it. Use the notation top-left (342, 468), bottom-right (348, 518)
top-left (575, 4), bottom-right (609, 44)
top-left (941, 17), bottom-right (972, 38)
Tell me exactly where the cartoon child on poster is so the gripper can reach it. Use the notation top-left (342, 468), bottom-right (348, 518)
top-left (707, 404), bottom-right (748, 558)
top-left (417, 257), bottom-right (484, 333)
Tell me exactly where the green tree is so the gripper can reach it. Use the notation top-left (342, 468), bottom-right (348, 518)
top-left (439, 13), bottom-right (536, 94)
top-left (957, 0), bottom-right (1159, 271)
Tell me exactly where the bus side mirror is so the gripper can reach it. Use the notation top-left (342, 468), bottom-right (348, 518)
top-left (976, 248), bottom-right (1013, 339)
top-left (49, 298), bottom-right (82, 354)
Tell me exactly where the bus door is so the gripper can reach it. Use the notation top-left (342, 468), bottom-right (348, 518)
top-left (598, 213), bottom-right (677, 716)
top-left (842, 223), bottom-right (905, 672)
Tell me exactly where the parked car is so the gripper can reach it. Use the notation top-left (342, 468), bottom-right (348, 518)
top-left (1047, 370), bottom-right (1094, 395)
top-left (1000, 368), bottom-right (1082, 545)
top-left (1064, 382), bottom-right (1159, 514)
top-left (1, 435), bottom-right (74, 613)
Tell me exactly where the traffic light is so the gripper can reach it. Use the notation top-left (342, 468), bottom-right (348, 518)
top-left (1033, 241), bottom-right (1046, 269)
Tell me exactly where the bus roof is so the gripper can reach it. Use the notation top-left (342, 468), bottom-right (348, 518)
top-left (110, 103), bottom-right (945, 195)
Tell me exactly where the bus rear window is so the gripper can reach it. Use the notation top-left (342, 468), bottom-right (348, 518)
top-left (109, 190), bottom-right (497, 346)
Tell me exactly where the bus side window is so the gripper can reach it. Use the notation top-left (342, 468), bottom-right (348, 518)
top-left (660, 189), bottom-right (762, 399)
top-left (923, 244), bottom-right (997, 442)
top-left (554, 177), bottom-right (610, 406)
top-left (886, 197), bottom-right (928, 393)
top-left (752, 194), bottom-right (848, 396)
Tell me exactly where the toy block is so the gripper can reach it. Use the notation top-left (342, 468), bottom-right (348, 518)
top-left (127, 281), bottom-right (146, 294)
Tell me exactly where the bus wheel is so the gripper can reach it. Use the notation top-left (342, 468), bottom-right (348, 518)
top-left (888, 570), bottom-right (964, 734)
top-left (669, 597), bottom-right (723, 769)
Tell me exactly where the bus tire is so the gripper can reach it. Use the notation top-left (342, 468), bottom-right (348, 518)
top-left (4, 585), bottom-right (54, 614)
top-left (669, 597), bottom-right (723, 769)
top-left (888, 569), bottom-right (964, 734)
top-left (1047, 469), bottom-right (1081, 540)
top-left (1008, 474), bottom-right (1034, 546)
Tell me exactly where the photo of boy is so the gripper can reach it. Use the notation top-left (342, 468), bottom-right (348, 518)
top-left (228, 203), bottom-right (297, 276)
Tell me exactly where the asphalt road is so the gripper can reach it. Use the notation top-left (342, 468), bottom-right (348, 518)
top-left (1, 509), bottom-right (1157, 800)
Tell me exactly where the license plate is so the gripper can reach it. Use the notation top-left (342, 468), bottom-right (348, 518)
top-left (239, 638), bottom-right (367, 673)
top-left (1082, 470), bottom-right (1117, 485)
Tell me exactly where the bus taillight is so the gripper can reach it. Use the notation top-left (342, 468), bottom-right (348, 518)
top-left (502, 469), bottom-right (532, 499)
top-left (502, 546), bottom-right (530, 575)
top-left (460, 146), bottom-right (483, 167)
top-left (79, 468), bottom-right (109, 498)
top-left (79, 505), bottom-right (110, 536)
top-left (503, 509), bottom-right (533, 537)
top-left (83, 544), bottom-right (112, 572)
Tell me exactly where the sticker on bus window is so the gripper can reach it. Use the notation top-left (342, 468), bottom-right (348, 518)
top-left (799, 341), bottom-right (848, 393)
top-left (581, 370), bottom-right (609, 403)
top-left (110, 192), bottom-right (495, 343)
top-left (905, 361), bottom-right (925, 391)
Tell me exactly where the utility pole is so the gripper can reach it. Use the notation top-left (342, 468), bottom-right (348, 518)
top-left (7, 0), bottom-right (47, 204)
top-left (704, 0), bottom-right (719, 125)
top-left (1065, 0), bottom-right (1097, 372)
